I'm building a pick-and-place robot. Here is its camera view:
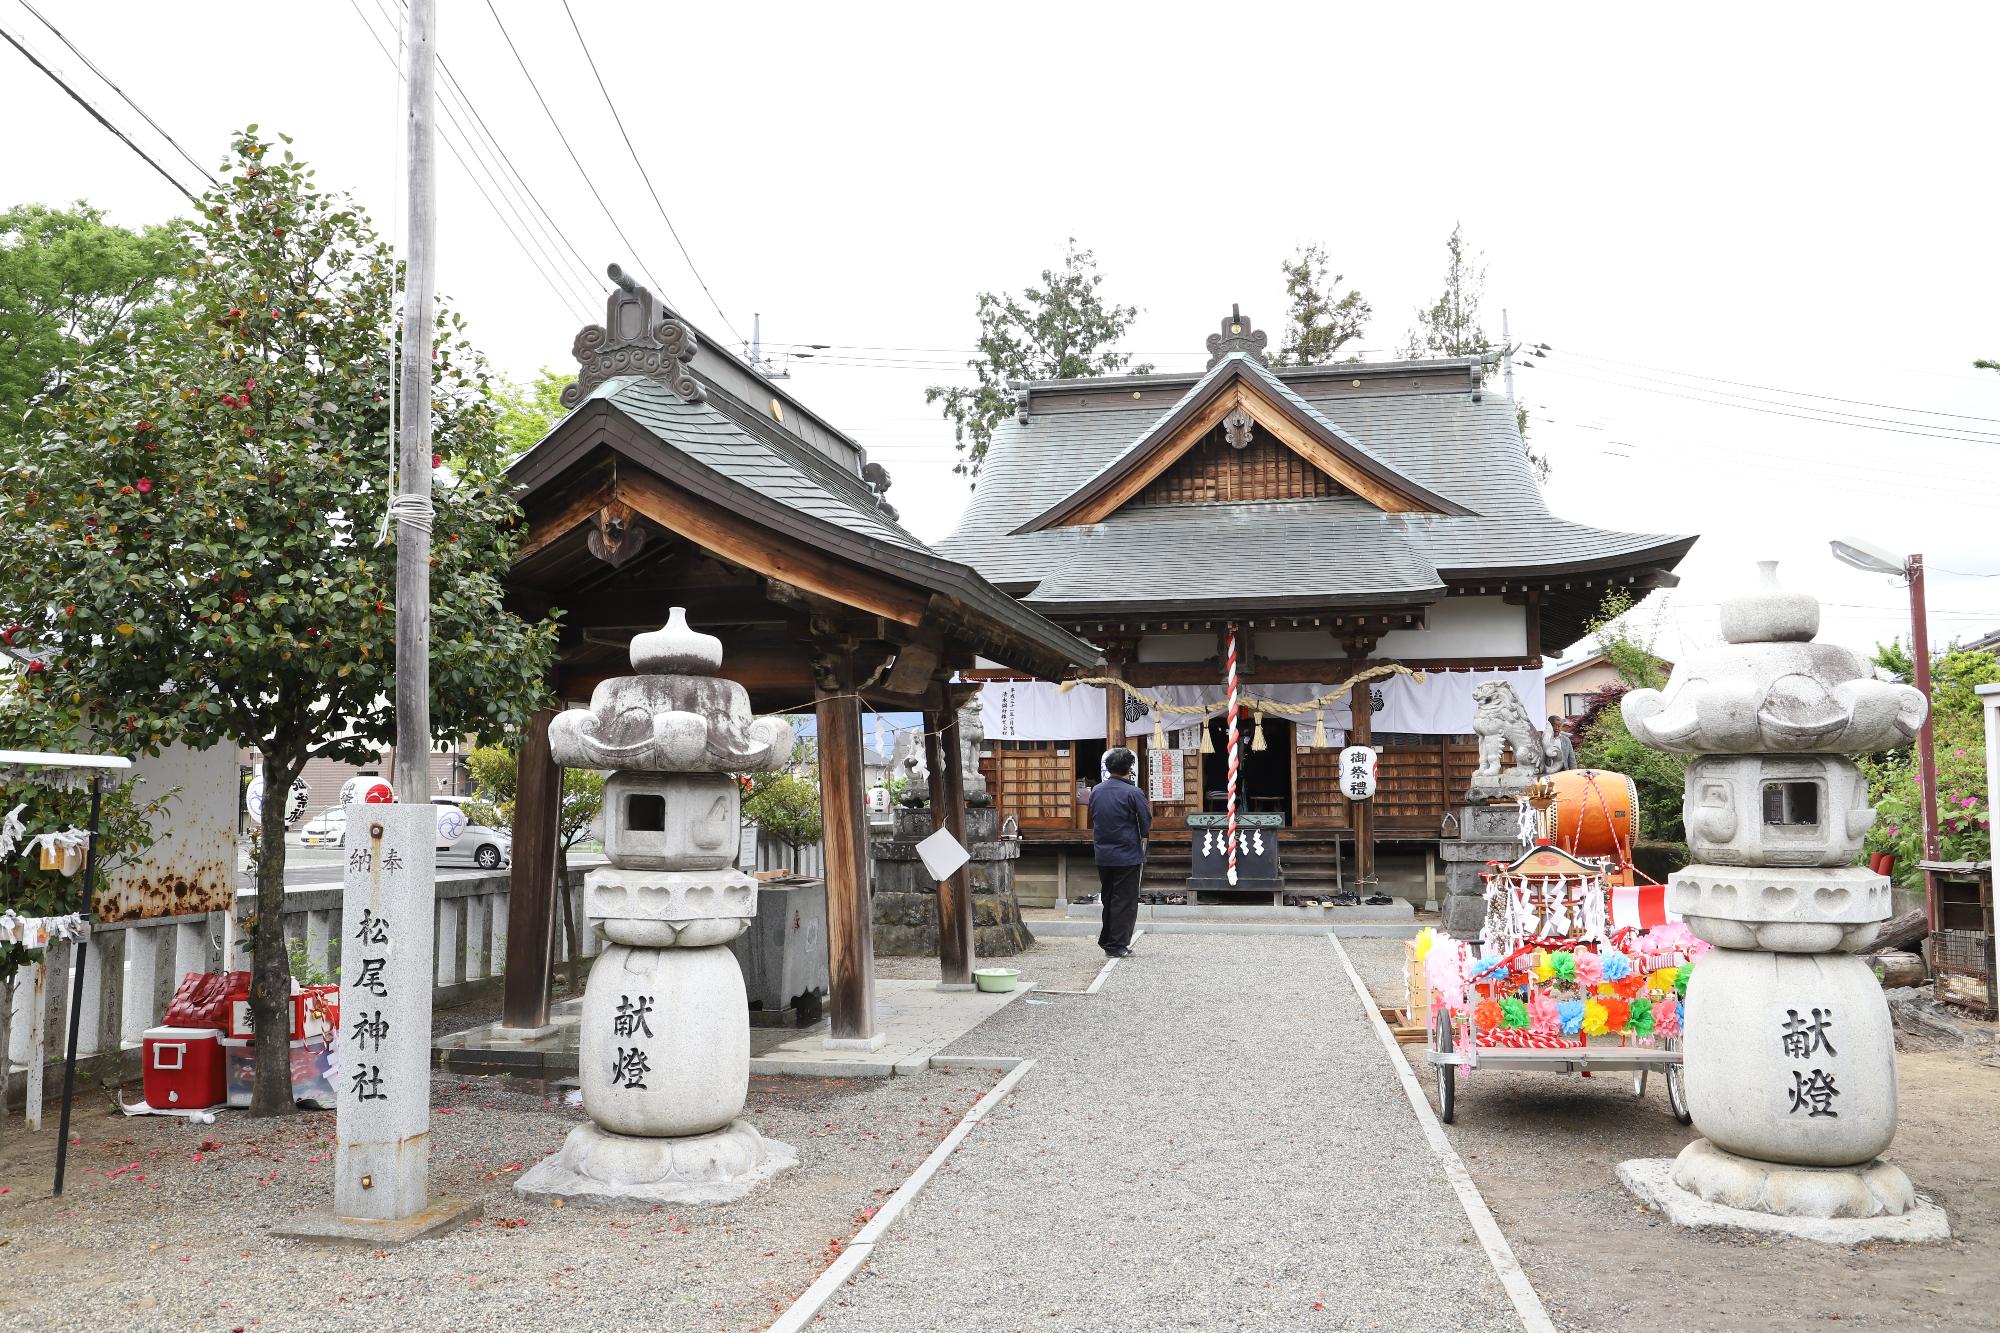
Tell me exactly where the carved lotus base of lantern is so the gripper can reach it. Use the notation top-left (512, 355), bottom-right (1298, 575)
top-left (584, 866), bottom-right (757, 939)
top-left (1670, 864), bottom-right (1891, 953)
top-left (1616, 1142), bottom-right (1948, 1243)
top-left (515, 1119), bottom-right (797, 1208)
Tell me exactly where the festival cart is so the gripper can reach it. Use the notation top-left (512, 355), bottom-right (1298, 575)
top-left (1420, 814), bottom-right (1703, 1125)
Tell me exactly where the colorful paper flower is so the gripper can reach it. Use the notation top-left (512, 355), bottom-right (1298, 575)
top-left (1675, 964), bottom-right (1691, 998)
top-left (1529, 950), bottom-right (1555, 982)
top-left (1500, 997), bottom-right (1529, 1030)
top-left (1601, 997), bottom-right (1631, 1033)
top-left (1551, 951), bottom-right (1576, 983)
top-left (1648, 967), bottom-right (1680, 995)
top-left (1629, 996), bottom-right (1655, 1037)
top-left (1474, 999), bottom-right (1502, 1032)
top-left (1557, 1000), bottom-right (1585, 1035)
top-left (1582, 999), bottom-right (1610, 1036)
top-left (1529, 989), bottom-right (1559, 1034)
top-left (1654, 997), bottom-right (1680, 1038)
top-left (1574, 950), bottom-right (1605, 987)
top-left (1412, 927), bottom-right (1436, 961)
top-left (1471, 955), bottom-right (1508, 986)
top-left (1601, 949), bottom-right (1633, 982)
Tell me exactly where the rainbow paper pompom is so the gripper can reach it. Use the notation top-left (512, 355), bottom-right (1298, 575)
top-left (1629, 996), bottom-right (1654, 1037)
top-left (1413, 927), bottom-right (1437, 961)
top-left (1557, 1000), bottom-right (1585, 1035)
top-left (1474, 999), bottom-right (1502, 1032)
top-left (1582, 999), bottom-right (1610, 1036)
top-left (1500, 997), bottom-right (1529, 1029)
top-left (1471, 955), bottom-right (1508, 985)
top-left (1601, 950), bottom-right (1633, 982)
top-left (1573, 950), bottom-right (1605, 987)
top-left (1648, 967), bottom-right (1680, 995)
top-left (1654, 997), bottom-right (1681, 1037)
top-left (1529, 950), bottom-right (1555, 982)
top-left (1529, 989), bottom-right (1559, 1034)
top-left (1675, 964), bottom-right (1691, 998)
top-left (1601, 997), bottom-right (1631, 1033)
top-left (1551, 952), bottom-right (1577, 983)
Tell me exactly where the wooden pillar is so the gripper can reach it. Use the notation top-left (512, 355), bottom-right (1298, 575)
top-left (816, 686), bottom-right (879, 1043)
top-left (925, 707), bottom-right (975, 986)
top-left (1350, 667), bottom-right (1376, 886)
top-left (1104, 657), bottom-right (1127, 748)
top-left (501, 707), bottom-right (562, 1030)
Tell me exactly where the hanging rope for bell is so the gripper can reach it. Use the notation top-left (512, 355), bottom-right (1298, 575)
top-left (1312, 707), bottom-right (1327, 749)
top-left (1251, 707), bottom-right (1267, 752)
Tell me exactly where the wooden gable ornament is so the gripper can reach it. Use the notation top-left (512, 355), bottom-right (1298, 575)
top-left (1014, 312), bottom-right (1473, 532)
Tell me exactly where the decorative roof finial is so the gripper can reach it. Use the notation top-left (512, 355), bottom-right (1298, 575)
top-left (1205, 303), bottom-right (1269, 369)
top-left (561, 263), bottom-right (705, 408)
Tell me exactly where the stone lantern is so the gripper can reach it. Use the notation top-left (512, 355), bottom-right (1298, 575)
top-left (1616, 563), bottom-right (1948, 1239)
top-left (516, 609), bottom-right (799, 1205)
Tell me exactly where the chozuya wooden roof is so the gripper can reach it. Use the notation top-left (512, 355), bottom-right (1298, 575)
top-left (504, 271), bottom-right (1102, 707)
top-left (937, 307), bottom-right (1694, 647)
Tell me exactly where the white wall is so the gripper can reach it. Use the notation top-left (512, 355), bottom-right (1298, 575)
top-left (1136, 632), bottom-right (1215, 663)
top-left (1374, 596), bottom-right (1527, 659)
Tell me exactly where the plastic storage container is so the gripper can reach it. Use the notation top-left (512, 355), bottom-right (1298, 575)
top-left (142, 1026), bottom-right (226, 1110)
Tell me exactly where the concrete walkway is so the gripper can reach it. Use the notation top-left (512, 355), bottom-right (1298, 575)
top-left (819, 933), bottom-right (1519, 1331)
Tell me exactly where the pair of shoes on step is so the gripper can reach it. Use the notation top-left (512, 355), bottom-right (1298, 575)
top-left (1102, 945), bottom-right (1136, 959)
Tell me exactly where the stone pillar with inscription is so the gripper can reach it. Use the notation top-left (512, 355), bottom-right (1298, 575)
top-left (516, 609), bottom-right (798, 1206)
top-left (1615, 563), bottom-right (1948, 1240)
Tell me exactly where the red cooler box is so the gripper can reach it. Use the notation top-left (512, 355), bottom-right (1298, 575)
top-left (142, 1026), bottom-right (226, 1110)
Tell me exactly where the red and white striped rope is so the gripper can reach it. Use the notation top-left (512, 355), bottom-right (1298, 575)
top-left (1225, 622), bottom-right (1239, 887)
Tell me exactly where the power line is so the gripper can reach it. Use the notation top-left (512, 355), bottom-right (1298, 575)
top-left (559, 0), bottom-right (742, 345)
top-left (482, 0), bottom-right (670, 306)
top-left (1, 23), bottom-right (197, 203)
top-left (1532, 363), bottom-right (2000, 446)
top-left (14, 0), bottom-right (219, 187)
top-left (342, 0), bottom-right (591, 323)
top-left (1545, 345), bottom-right (2000, 427)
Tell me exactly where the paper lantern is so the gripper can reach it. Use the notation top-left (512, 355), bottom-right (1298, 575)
top-left (356, 778), bottom-right (395, 805)
top-left (436, 803), bottom-right (469, 841)
top-left (1338, 745), bottom-right (1377, 801)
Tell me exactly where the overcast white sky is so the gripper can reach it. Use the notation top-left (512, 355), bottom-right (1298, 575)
top-left (5, 1), bottom-right (1997, 663)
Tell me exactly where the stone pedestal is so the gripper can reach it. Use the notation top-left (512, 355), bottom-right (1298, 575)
top-left (871, 803), bottom-right (1033, 957)
top-left (1439, 802), bottom-right (1523, 938)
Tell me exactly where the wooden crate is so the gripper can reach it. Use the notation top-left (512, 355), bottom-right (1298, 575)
top-left (1404, 938), bottom-right (1431, 1027)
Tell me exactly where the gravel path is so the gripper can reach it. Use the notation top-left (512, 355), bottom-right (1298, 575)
top-left (871, 935), bottom-right (1107, 992)
top-left (0, 1067), bottom-right (995, 1331)
top-left (817, 932), bottom-right (1518, 1330)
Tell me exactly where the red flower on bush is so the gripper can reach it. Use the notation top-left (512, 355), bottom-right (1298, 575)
top-left (136, 478), bottom-right (154, 494)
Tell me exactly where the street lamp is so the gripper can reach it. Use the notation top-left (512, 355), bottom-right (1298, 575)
top-left (1829, 536), bottom-right (1939, 927)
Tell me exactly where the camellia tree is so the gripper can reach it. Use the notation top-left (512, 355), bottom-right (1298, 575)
top-left (0, 129), bottom-right (556, 1114)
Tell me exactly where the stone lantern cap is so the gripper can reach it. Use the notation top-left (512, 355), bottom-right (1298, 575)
top-left (549, 609), bottom-right (793, 774)
top-left (1621, 562), bottom-right (1926, 755)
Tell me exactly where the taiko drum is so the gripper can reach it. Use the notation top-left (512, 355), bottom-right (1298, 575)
top-left (1535, 768), bottom-right (1639, 860)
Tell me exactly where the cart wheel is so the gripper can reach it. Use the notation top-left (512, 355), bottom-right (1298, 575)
top-left (1666, 1062), bottom-right (1691, 1125)
top-left (1632, 1067), bottom-right (1649, 1097)
top-left (1433, 1009), bottom-right (1456, 1124)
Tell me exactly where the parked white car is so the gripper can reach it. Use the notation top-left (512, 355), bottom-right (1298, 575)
top-left (296, 801), bottom-right (511, 869)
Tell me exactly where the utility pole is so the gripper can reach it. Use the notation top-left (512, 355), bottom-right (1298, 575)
top-left (1501, 308), bottom-right (1515, 402)
top-left (1907, 554), bottom-right (1941, 929)
top-left (394, 0), bottom-right (436, 800)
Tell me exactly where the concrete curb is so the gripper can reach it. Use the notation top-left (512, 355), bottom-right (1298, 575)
top-left (767, 1059), bottom-right (1037, 1333)
top-left (1324, 932), bottom-right (1555, 1333)
top-left (1032, 928), bottom-right (1143, 995)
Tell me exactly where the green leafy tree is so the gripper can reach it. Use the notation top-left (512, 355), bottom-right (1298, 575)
top-left (1270, 244), bottom-right (1370, 368)
top-left (1860, 642), bottom-right (1997, 885)
top-left (0, 129), bottom-right (556, 1115)
top-left (492, 366), bottom-right (569, 457)
top-left (0, 203), bottom-right (184, 443)
top-left (464, 739), bottom-right (604, 969)
top-left (1572, 589), bottom-right (1687, 843)
top-left (927, 239), bottom-right (1149, 481)
top-left (744, 740), bottom-right (822, 863)
top-left (1399, 223), bottom-right (1548, 481)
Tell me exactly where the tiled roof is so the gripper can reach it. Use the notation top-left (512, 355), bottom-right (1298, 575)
top-left (939, 365), bottom-right (1690, 594)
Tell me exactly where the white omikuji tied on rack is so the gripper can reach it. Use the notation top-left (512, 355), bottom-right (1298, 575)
top-left (1338, 745), bottom-right (1378, 801)
top-left (26, 827), bottom-right (91, 877)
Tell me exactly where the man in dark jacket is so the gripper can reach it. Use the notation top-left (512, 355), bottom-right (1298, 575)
top-left (1088, 746), bottom-right (1151, 958)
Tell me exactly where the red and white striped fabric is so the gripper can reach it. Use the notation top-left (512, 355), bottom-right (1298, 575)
top-left (1224, 623), bottom-right (1240, 887)
top-left (1610, 882), bottom-right (1675, 929)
